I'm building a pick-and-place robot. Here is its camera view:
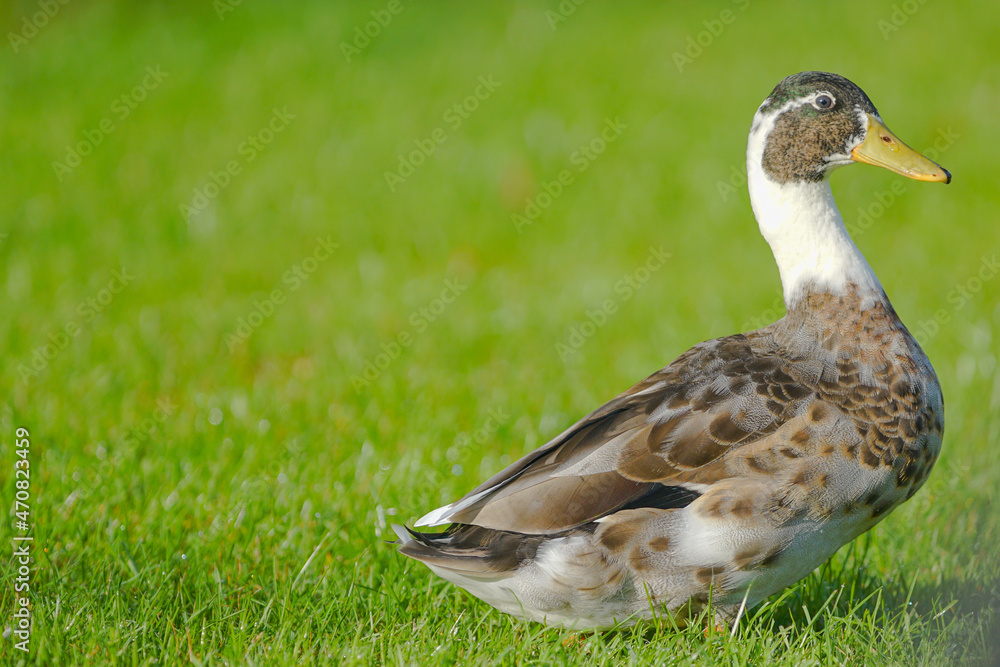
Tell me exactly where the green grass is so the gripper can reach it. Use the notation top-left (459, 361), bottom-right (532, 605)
top-left (1, 1), bottom-right (999, 664)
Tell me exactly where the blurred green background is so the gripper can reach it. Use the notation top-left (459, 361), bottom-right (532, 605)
top-left (1, 0), bottom-right (998, 664)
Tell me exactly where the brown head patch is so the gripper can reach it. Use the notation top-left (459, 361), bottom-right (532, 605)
top-left (761, 101), bottom-right (864, 184)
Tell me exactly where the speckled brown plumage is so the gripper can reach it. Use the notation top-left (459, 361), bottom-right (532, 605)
top-left (436, 285), bottom-right (940, 533)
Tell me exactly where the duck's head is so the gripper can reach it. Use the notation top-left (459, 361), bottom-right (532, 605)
top-left (745, 72), bottom-right (951, 308)
top-left (748, 71), bottom-right (950, 185)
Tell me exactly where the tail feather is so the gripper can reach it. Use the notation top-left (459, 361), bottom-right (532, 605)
top-left (393, 522), bottom-right (597, 578)
top-left (393, 524), bottom-right (504, 575)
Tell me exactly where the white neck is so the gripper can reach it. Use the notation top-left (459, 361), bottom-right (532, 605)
top-left (746, 110), bottom-right (884, 310)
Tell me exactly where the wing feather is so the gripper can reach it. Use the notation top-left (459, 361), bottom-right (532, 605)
top-left (425, 332), bottom-right (816, 534)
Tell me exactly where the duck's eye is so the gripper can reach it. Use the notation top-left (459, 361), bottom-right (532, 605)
top-left (813, 94), bottom-right (835, 110)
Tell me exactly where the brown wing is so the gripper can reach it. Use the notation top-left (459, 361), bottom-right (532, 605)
top-left (427, 332), bottom-right (816, 534)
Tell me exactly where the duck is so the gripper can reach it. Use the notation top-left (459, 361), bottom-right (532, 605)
top-left (393, 71), bottom-right (951, 630)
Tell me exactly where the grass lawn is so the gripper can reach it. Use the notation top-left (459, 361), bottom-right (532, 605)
top-left (2, 0), bottom-right (999, 664)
